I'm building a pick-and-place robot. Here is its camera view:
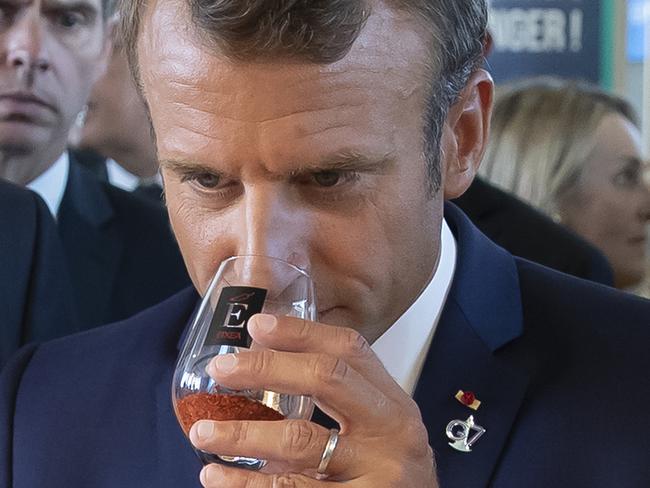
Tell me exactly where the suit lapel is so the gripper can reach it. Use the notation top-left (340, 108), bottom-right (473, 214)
top-left (414, 300), bottom-right (528, 488)
top-left (412, 204), bottom-right (530, 488)
top-left (57, 158), bottom-right (123, 328)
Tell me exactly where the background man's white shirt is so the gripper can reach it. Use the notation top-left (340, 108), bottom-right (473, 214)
top-left (107, 158), bottom-right (163, 192)
top-left (26, 152), bottom-right (70, 219)
top-left (106, 158), bottom-right (139, 192)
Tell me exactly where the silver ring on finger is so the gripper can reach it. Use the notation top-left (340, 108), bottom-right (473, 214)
top-left (316, 428), bottom-right (340, 476)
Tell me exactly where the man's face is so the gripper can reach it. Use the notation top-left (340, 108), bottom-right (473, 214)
top-left (0, 0), bottom-right (108, 154)
top-left (139, 0), bottom-right (445, 341)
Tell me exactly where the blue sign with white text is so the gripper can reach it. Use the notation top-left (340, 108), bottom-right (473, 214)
top-left (487, 0), bottom-right (601, 83)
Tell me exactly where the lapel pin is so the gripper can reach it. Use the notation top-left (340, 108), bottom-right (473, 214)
top-left (446, 415), bottom-right (486, 453)
top-left (455, 390), bottom-right (481, 411)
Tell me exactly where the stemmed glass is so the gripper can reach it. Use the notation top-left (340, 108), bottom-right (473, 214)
top-left (172, 255), bottom-right (316, 470)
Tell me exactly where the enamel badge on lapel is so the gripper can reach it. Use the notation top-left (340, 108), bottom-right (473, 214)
top-left (446, 415), bottom-right (486, 453)
top-left (455, 390), bottom-right (481, 410)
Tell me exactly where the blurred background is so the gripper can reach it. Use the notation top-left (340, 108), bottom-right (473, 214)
top-left (481, 0), bottom-right (650, 296)
top-left (487, 0), bottom-right (648, 153)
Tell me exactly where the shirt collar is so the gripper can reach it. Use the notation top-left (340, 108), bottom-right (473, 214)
top-left (26, 152), bottom-right (70, 219)
top-left (106, 158), bottom-right (140, 192)
top-left (371, 219), bottom-right (457, 395)
top-left (107, 158), bottom-right (163, 192)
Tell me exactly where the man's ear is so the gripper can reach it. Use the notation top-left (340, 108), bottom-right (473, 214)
top-left (440, 69), bottom-right (494, 200)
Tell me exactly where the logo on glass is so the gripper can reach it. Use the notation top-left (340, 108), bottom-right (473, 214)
top-left (206, 287), bottom-right (267, 347)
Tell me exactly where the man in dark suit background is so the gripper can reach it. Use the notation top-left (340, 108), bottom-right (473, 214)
top-left (2, 1), bottom-right (649, 488)
top-left (0, 181), bottom-right (78, 367)
top-left (454, 177), bottom-right (614, 285)
top-left (0, 0), bottom-right (189, 331)
top-left (57, 153), bottom-right (190, 328)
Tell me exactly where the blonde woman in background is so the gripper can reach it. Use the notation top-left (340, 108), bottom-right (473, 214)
top-left (480, 77), bottom-right (650, 291)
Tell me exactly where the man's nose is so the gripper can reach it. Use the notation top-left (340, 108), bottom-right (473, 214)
top-left (230, 185), bottom-right (313, 304)
top-left (5, 13), bottom-right (50, 73)
top-left (238, 184), bottom-right (311, 270)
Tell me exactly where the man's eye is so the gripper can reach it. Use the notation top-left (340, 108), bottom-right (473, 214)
top-left (312, 171), bottom-right (342, 187)
top-left (190, 173), bottom-right (221, 189)
top-left (56, 11), bottom-right (84, 28)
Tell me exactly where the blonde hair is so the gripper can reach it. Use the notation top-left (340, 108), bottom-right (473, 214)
top-left (480, 77), bottom-right (638, 217)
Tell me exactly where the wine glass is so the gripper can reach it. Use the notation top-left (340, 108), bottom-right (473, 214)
top-left (172, 255), bottom-right (316, 470)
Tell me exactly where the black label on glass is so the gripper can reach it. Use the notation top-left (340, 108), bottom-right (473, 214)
top-left (205, 286), bottom-right (267, 347)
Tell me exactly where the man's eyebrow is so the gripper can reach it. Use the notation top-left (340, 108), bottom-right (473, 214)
top-left (160, 151), bottom-right (396, 177)
top-left (159, 159), bottom-right (222, 175)
top-left (44, 0), bottom-right (99, 15)
top-left (296, 150), bottom-right (397, 174)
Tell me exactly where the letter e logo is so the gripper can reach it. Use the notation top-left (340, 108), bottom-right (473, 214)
top-left (223, 303), bottom-right (249, 328)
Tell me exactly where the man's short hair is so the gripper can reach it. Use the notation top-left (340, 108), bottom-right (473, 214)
top-left (117, 0), bottom-right (487, 193)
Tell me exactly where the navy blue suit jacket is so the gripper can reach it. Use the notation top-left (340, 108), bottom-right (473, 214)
top-left (57, 158), bottom-right (190, 330)
top-left (0, 181), bottom-right (78, 368)
top-left (2, 204), bottom-right (649, 487)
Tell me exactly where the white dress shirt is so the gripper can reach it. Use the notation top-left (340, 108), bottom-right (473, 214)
top-left (106, 158), bottom-right (163, 192)
top-left (26, 152), bottom-right (70, 219)
top-left (106, 158), bottom-right (140, 192)
top-left (372, 219), bottom-right (457, 396)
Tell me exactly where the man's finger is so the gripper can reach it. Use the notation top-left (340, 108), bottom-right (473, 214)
top-left (207, 349), bottom-right (395, 428)
top-left (248, 314), bottom-right (404, 400)
top-left (199, 463), bottom-right (339, 488)
top-left (189, 419), bottom-right (361, 478)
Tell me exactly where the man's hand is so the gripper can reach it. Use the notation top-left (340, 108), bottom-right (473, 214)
top-left (189, 313), bottom-right (438, 487)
